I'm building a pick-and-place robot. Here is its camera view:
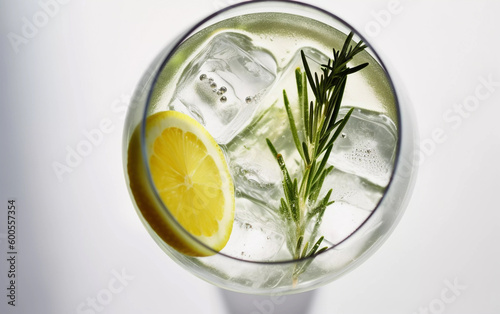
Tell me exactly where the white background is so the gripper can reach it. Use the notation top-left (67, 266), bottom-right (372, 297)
top-left (1, 0), bottom-right (499, 313)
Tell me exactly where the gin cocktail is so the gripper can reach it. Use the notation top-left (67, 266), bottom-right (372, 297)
top-left (124, 0), bottom-right (416, 294)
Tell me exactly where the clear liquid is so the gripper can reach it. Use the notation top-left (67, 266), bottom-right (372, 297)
top-left (151, 12), bottom-right (398, 262)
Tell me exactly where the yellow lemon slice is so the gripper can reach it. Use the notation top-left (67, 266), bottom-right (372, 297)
top-left (127, 111), bottom-right (234, 256)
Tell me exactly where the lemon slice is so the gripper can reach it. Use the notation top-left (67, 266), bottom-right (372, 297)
top-left (127, 111), bottom-right (234, 256)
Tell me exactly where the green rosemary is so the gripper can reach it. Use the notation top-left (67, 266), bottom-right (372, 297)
top-left (266, 32), bottom-right (368, 283)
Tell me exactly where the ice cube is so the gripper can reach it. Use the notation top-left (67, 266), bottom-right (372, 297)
top-left (220, 197), bottom-right (286, 261)
top-left (329, 107), bottom-right (397, 187)
top-left (172, 32), bottom-right (277, 144)
top-left (224, 100), bottom-right (302, 215)
top-left (267, 47), bottom-right (330, 107)
top-left (320, 201), bottom-right (372, 246)
top-left (303, 167), bottom-right (383, 246)
top-left (322, 167), bottom-right (385, 212)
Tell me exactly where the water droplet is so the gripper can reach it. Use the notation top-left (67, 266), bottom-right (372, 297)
top-left (210, 82), bottom-right (217, 89)
top-left (341, 133), bottom-right (346, 138)
top-left (199, 74), bottom-right (207, 81)
top-left (208, 77), bottom-right (214, 83)
top-left (219, 86), bottom-right (227, 94)
top-left (245, 96), bottom-right (252, 104)
top-left (212, 88), bottom-right (217, 92)
top-left (220, 96), bottom-right (227, 103)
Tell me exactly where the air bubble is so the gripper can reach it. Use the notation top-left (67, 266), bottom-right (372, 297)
top-left (199, 74), bottom-right (207, 81)
top-left (219, 86), bottom-right (227, 94)
top-left (220, 96), bottom-right (227, 103)
top-left (210, 82), bottom-right (217, 89)
top-left (341, 133), bottom-right (347, 138)
top-left (245, 96), bottom-right (252, 104)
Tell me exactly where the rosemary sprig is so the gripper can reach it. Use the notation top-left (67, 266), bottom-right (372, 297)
top-left (266, 32), bottom-right (368, 283)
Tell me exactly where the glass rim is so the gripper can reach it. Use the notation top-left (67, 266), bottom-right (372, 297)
top-left (139, 0), bottom-right (403, 265)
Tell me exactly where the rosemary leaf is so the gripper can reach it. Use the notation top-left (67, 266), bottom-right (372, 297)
top-left (283, 90), bottom-right (304, 160)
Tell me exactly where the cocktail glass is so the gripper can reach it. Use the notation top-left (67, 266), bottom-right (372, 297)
top-left (123, 0), bottom-right (417, 295)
